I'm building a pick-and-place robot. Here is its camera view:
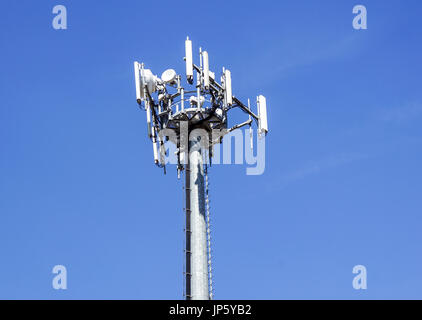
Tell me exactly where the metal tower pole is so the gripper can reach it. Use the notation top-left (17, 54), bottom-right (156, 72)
top-left (185, 135), bottom-right (209, 300)
top-left (134, 37), bottom-right (268, 300)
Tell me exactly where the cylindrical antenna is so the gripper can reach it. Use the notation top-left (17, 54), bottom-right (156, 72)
top-left (134, 62), bottom-right (142, 104)
top-left (199, 47), bottom-right (203, 67)
top-left (185, 37), bottom-right (193, 84)
top-left (257, 95), bottom-right (268, 137)
top-left (224, 69), bottom-right (232, 106)
top-left (197, 47), bottom-right (202, 111)
top-left (203, 51), bottom-right (210, 90)
top-left (146, 101), bottom-right (152, 138)
top-left (176, 75), bottom-right (181, 114)
top-left (221, 67), bottom-right (226, 109)
top-left (181, 88), bottom-right (185, 111)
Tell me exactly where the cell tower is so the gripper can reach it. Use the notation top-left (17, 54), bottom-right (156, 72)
top-left (133, 37), bottom-right (268, 300)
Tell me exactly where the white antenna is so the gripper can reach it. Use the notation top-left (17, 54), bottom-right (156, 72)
top-left (203, 51), bottom-right (210, 89)
top-left (257, 95), bottom-right (268, 137)
top-left (197, 47), bottom-right (202, 111)
top-left (224, 69), bottom-right (232, 106)
top-left (134, 62), bottom-right (142, 104)
top-left (185, 37), bottom-right (193, 84)
top-left (161, 69), bottom-right (177, 84)
top-left (146, 100), bottom-right (152, 138)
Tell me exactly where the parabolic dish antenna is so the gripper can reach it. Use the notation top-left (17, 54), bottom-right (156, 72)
top-left (161, 69), bottom-right (177, 83)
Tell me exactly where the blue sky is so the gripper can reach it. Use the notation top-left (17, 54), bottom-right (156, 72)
top-left (0, 0), bottom-right (421, 299)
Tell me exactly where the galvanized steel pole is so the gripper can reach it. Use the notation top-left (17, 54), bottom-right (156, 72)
top-left (186, 135), bottom-right (209, 300)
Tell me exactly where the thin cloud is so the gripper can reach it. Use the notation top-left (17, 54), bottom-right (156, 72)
top-left (379, 102), bottom-right (422, 124)
top-left (278, 152), bottom-right (369, 188)
top-left (242, 33), bottom-right (365, 86)
top-left (276, 34), bottom-right (363, 74)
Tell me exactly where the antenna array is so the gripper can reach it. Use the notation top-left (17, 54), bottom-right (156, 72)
top-left (133, 37), bottom-right (269, 300)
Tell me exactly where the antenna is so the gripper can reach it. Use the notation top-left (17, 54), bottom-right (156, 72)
top-left (224, 69), bottom-right (232, 106)
top-left (185, 37), bottom-right (193, 84)
top-left (257, 95), bottom-right (268, 137)
top-left (161, 69), bottom-right (177, 84)
top-left (202, 51), bottom-right (210, 89)
top-left (132, 36), bottom-right (268, 300)
top-left (134, 62), bottom-right (142, 104)
top-left (146, 100), bottom-right (152, 138)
